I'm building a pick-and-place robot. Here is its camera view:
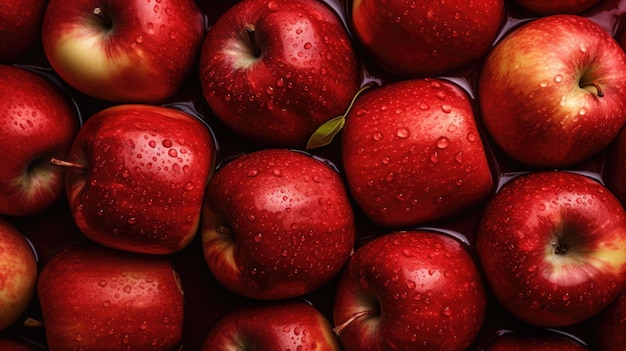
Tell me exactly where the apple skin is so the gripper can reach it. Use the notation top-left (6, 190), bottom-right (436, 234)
top-left (333, 230), bottom-right (487, 351)
top-left (514, 0), bottom-right (602, 15)
top-left (0, 219), bottom-right (37, 331)
top-left (199, 0), bottom-right (359, 147)
top-left (0, 0), bottom-right (47, 63)
top-left (201, 300), bottom-right (341, 351)
top-left (484, 330), bottom-right (588, 350)
top-left (37, 241), bottom-right (184, 350)
top-left (350, 0), bottom-right (505, 77)
top-left (595, 290), bottom-right (626, 351)
top-left (42, 0), bottom-right (205, 103)
top-left (476, 171), bottom-right (626, 327)
top-left (478, 14), bottom-right (626, 168)
top-left (62, 104), bottom-right (216, 254)
top-left (201, 148), bottom-right (355, 300)
top-left (0, 65), bottom-right (79, 217)
top-left (341, 78), bottom-right (493, 228)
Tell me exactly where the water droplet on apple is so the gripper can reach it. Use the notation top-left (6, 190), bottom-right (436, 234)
top-left (304, 42), bottom-right (312, 49)
top-left (396, 127), bottom-right (410, 138)
top-left (254, 233), bottom-right (263, 242)
top-left (430, 151), bottom-right (439, 164)
top-left (272, 168), bottom-right (283, 177)
top-left (168, 149), bottom-right (178, 157)
top-left (440, 306), bottom-right (453, 317)
top-left (98, 280), bottom-right (107, 287)
top-left (169, 29), bottom-right (177, 40)
top-left (373, 132), bottom-right (383, 141)
top-left (419, 102), bottom-right (429, 110)
top-left (554, 74), bottom-right (563, 83)
top-left (436, 137), bottom-right (449, 149)
top-left (135, 35), bottom-right (144, 44)
top-left (124, 285), bottom-right (132, 293)
top-left (441, 104), bottom-right (452, 113)
top-left (540, 81), bottom-right (548, 88)
top-left (436, 91), bottom-right (447, 100)
top-left (267, 0), bottom-right (280, 11)
top-left (579, 107), bottom-right (587, 116)
top-left (466, 132), bottom-right (477, 142)
top-left (162, 139), bottom-right (172, 148)
top-left (579, 43), bottom-right (587, 52)
top-left (128, 217), bottom-right (137, 224)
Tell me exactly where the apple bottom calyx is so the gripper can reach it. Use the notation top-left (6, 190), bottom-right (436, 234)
top-left (332, 309), bottom-right (378, 336)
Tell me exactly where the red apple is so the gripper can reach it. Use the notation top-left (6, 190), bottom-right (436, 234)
top-left (350, 0), bottom-right (505, 77)
top-left (201, 148), bottom-right (355, 300)
top-left (0, 64), bottom-right (79, 217)
top-left (199, 0), bottom-right (359, 147)
top-left (0, 219), bottom-right (37, 331)
top-left (37, 241), bottom-right (184, 350)
top-left (57, 104), bottom-right (216, 254)
top-left (595, 289), bottom-right (626, 351)
top-left (476, 171), bottom-right (626, 327)
top-left (341, 78), bottom-right (493, 228)
top-left (41, 0), bottom-right (205, 103)
top-left (514, 0), bottom-right (602, 15)
top-left (0, 0), bottom-right (47, 63)
top-left (484, 329), bottom-right (588, 350)
top-left (201, 300), bottom-right (341, 351)
top-left (478, 14), bottom-right (626, 168)
top-left (333, 230), bottom-right (487, 351)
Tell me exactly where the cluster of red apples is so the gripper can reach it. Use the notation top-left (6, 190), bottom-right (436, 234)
top-left (2, 0), bottom-right (626, 350)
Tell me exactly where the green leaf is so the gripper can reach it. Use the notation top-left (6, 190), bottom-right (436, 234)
top-left (305, 84), bottom-right (373, 150)
top-left (306, 115), bottom-right (346, 150)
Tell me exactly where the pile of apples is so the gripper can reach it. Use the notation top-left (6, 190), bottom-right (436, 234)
top-left (2, 0), bottom-right (626, 350)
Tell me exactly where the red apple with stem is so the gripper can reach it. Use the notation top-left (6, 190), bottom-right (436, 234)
top-left (199, 0), bottom-right (359, 147)
top-left (514, 0), bottom-right (602, 15)
top-left (0, 0), bottom-right (47, 63)
top-left (201, 300), bottom-right (341, 351)
top-left (476, 171), bottom-right (626, 327)
top-left (0, 219), bottom-right (37, 331)
top-left (55, 104), bottom-right (216, 255)
top-left (201, 148), bottom-right (355, 300)
top-left (333, 230), bottom-right (487, 351)
top-left (478, 14), bottom-right (626, 168)
top-left (350, 0), bottom-right (505, 78)
top-left (0, 64), bottom-right (79, 217)
top-left (341, 78), bottom-right (493, 228)
top-left (37, 241), bottom-right (184, 350)
top-left (41, 0), bottom-right (205, 103)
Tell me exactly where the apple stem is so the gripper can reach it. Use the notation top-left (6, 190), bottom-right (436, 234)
top-left (245, 24), bottom-right (262, 58)
top-left (332, 309), bottom-right (377, 336)
top-left (582, 81), bottom-right (605, 97)
top-left (23, 317), bottom-right (44, 328)
top-left (50, 157), bottom-right (88, 171)
top-left (93, 7), bottom-right (112, 28)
